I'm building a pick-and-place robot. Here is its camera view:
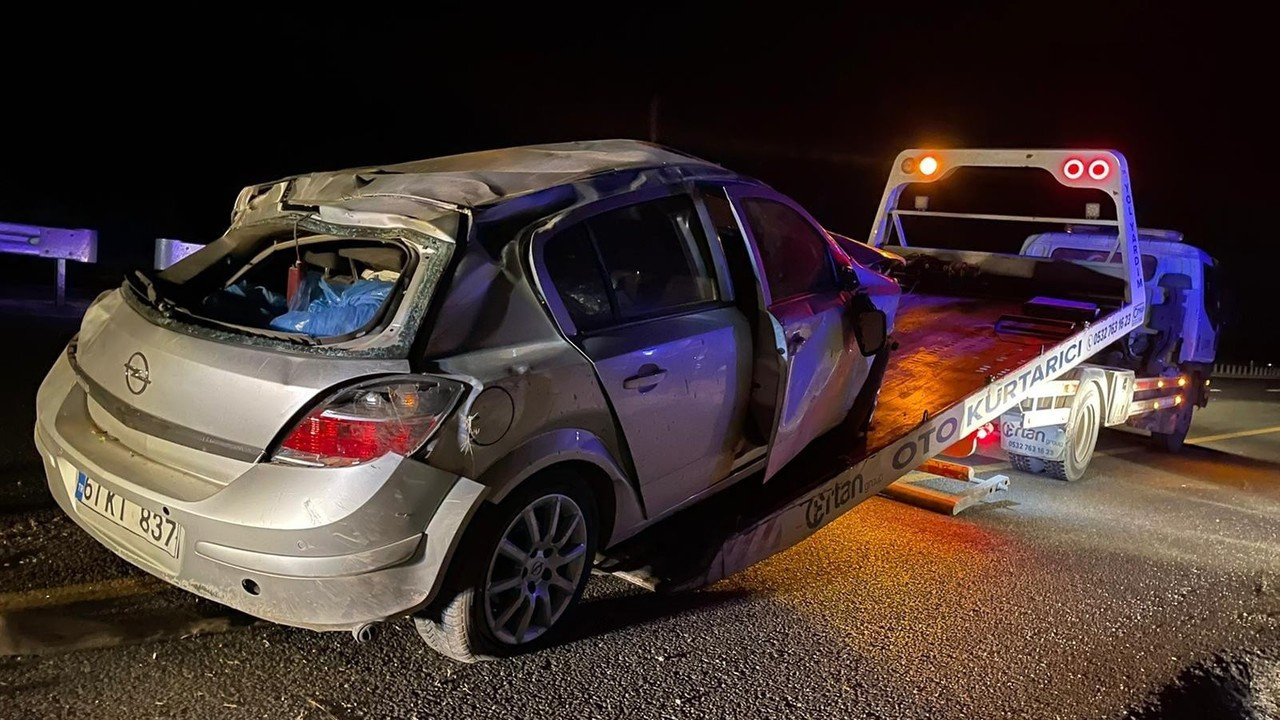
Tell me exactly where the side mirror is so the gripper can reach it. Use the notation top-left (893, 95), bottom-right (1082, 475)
top-left (838, 266), bottom-right (861, 292)
top-left (854, 309), bottom-right (888, 357)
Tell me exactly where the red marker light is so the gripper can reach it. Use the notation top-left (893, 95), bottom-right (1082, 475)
top-left (1088, 159), bottom-right (1110, 180)
top-left (1063, 158), bottom-right (1085, 180)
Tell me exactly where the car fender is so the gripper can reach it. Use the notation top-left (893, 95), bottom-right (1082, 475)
top-left (476, 428), bottom-right (645, 548)
top-left (852, 263), bottom-right (902, 332)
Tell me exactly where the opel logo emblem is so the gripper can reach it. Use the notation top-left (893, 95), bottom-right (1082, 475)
top-left (123, 352), bottom-right (151, 395)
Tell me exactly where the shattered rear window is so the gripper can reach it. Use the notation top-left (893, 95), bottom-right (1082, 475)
top-left (126, 215), bottom-right (457, 359)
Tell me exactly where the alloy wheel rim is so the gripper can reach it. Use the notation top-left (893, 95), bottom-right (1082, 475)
top-left (483, 493), bottom-right (588, 645)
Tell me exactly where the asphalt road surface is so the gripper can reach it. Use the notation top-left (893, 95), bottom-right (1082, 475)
top-left (2, 310), bottom-right (1278, 720)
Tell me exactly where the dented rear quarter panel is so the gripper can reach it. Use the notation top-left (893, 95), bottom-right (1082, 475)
top-left (412, 226), bottom-right (642, 547)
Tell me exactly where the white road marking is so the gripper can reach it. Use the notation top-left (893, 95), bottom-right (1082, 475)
top-left (0, 608), bottom-right (246, 656)
top-left (1266, 388), bottom-right (1280, 393)
top-left (1186, 425), bottom-right (1280, 445)
top-left (972, 422), bottom-right (1280, 473)
top-left (1209, 388), bottom-right (1222, 393)
top-left (0, 576), bottom-right (161, 612)
top-left (0, 577), bottom-right (253, 656)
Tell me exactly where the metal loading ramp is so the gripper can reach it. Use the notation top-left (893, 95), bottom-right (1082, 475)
top-left (881, 459), bottom-right (1009, 515)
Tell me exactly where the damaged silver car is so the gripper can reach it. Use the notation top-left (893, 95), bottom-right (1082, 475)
top-left (34, 140), bottom-right (899, 661)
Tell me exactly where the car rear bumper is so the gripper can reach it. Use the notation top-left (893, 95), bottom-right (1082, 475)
top-left (34, 351), bottom-right (486, 632)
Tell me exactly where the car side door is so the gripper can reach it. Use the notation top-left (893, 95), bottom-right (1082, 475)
top-left (724, 187), bottom-right (871, 480)
top-left (532, 192), bottom-right (754, 519)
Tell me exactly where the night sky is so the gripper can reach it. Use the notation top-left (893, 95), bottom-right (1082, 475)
top-left (3, 6), bottom-right (1272, 361)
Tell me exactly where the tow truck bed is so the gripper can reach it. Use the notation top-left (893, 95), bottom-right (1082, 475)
top-left (867, 294), bottom-right (1041, 454)
top-left (762, 292), bottom-right (1040, 510)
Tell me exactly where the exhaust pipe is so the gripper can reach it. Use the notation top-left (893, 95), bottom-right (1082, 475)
top-left (352, 622), bottom-right (380, 643)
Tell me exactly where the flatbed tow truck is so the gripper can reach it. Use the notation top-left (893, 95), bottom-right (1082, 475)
top-left (602, 148), bottom-right (1205, 591)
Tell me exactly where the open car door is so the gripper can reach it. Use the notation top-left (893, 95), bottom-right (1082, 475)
top-left (709, 186), bottom-right (872, 481)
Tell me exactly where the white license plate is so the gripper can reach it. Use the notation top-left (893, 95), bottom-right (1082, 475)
top-left (74, 472), bottom-right (183, 558)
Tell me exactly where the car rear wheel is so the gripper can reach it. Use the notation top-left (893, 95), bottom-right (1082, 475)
top-left (414, 476), bottom-right (597, 663)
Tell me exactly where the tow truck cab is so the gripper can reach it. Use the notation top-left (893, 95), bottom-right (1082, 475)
top-left (1020, 228), bottom-right (1221, 404)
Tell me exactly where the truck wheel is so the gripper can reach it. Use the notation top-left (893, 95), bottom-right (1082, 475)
top-left (1150, 401), bottom-right (1193, 453)
top-left (1008, 453), bottom-right (1045, 474)
top-left (1045, 382), bottom-right (1103, 482)
top-left (414, 476), bottom-right (597, 663)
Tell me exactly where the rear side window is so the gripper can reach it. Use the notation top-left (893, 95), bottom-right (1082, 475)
top-left (702, 187), bottom-right (761, 310)
top-left (590, 196), bottom-right (719, 320)
top-left (542, 225), bottom-right (613, 332)
top-left (740, 198), bottom-right (835, 302)
top-left (542, 195), bottom-right (719, 332)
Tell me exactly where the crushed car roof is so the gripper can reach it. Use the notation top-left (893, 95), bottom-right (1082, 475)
top-left (273, 139), bottom-right (734, 211)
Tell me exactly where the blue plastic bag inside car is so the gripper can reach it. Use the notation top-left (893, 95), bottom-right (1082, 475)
top-left (269, 277), bottom-right (394, 337)
top-left (202, 280), bottom-right (289, 326)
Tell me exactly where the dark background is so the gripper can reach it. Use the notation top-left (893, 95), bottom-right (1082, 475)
top-left (2, 4), bottom-right (1272, 361)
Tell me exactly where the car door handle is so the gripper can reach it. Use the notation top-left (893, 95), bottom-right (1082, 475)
top-left (623, 368), bottom-right (668, 390)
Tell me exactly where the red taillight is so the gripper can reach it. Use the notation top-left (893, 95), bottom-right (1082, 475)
top-left (282, 415), bottom-right (424, 461)
top-left (1063, 158), bottom-right (1085, 180)
top-left (1088, 159), bottom-right (1110, 180)
top-left (273, 377), bottom-right (465, 467)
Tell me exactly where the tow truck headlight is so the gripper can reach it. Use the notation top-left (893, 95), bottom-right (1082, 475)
top-left (271, 376), bottom-right (466, 468)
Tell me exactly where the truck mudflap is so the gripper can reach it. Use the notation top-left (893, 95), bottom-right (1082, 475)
top-left (1000, 420), bottom-right (1068, 460)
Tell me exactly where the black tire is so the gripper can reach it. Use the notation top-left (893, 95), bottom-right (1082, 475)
top-left (1008, 453), bottom-right (1045, 474)
top-left (414, 474), bottom-right (598, 663)
top-left (1043, 460), bottom-right (1071, 482)
top-left (1045, 382), bottom-right (1103, 482)
top-left (1150, 401), bottom-right (1193, 453)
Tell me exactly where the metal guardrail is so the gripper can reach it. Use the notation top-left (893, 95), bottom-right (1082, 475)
top-left (0, 221), bottom-right (98, 304)
top-left (1213, 363), bottom-right (1280, 379)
